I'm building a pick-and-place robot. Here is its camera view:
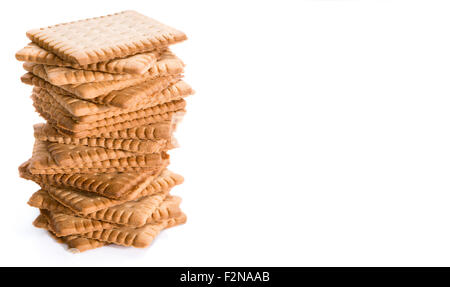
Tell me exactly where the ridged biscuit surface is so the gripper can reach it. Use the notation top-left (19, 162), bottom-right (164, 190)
top-left (21, 72), bottom-right (184, 109)
top-left (27, 140), bottom-right (169, 174)
top-left (37, 80), bottom-right (192, 117)
top-left (32, 191), bottom-right (182, 230)
top-left (33, 214), bottom-right (107, 252)
top-left (28, 189), bottom-right (72, 214)
top-left (35, 122), bottom-right (171, 140)
top-left (79, 212), bottom-right (186, 248)
top-left (34, 123), bottom-right (173, 154)
top-left (32, 89), bottom-right (186, 132)
top-left (44, 210), bottom-right (116, 237)
top-left (16, 43), bottom-right (160, 74)
top-left (39, 50), bottom-right (184, 85)
top-left (20, 160), bottom-right (182, 200)
top-left (48, 110), bottom-right (183, 138)
top-left (47, 142), bottom-right (141, 166)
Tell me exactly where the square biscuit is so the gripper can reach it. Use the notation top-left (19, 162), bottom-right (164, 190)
top-left (26, 10), bottom-right (187, 65)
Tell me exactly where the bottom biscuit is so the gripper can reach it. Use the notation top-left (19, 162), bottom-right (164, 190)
top-left (34, 208), bottom-right (186, 251)
top-left (29, 191), bottom-right (182, 234)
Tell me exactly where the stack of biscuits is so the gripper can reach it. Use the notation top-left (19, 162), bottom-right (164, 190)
top-left (17, 11), bottom-right (193, 252)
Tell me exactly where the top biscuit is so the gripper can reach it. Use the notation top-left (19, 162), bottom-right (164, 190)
top-left (26, 10), bottom-right (187, 65)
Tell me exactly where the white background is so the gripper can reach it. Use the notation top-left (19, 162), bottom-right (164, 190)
top-left (0, 0), bottom-right (450, 266)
